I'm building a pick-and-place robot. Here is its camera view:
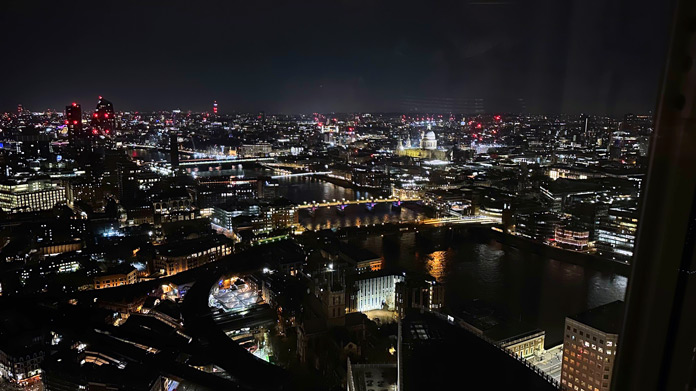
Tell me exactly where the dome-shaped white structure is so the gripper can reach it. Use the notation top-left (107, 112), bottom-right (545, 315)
top-left (422, 131), bottom-right (437, 150)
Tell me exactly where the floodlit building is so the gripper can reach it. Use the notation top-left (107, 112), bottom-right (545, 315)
top-left (396, 130), bottom-right (447, 159)
top-left (351, 271), bottom-right (405, 312)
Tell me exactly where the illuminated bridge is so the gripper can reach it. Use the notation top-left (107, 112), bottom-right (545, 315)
top-left (270, 171), bottom-right (331, 179)
top-left (297, 197), bottom-right (421, 210)
top-left (419, 215), bottom-right (501, 225)
top-left (125, 143), bottom-right (196, 155)
top-left (178, 157), bottom-right (275, 166)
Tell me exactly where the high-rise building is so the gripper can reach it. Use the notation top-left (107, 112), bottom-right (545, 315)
top-left (561, 301), bottom-right (624, 391)
top-left (595, 207), bottom-right (638, 262)
top-left (213, 100), bottom-right (218, 115)
top-left (116, 161), bottom-right (139, 204)
top-left (91, 96), bottom-right (115, 134)
top-left (65, 102), bottom-right (82, 140)
top-left (170, 131), bottom-right (179, 169)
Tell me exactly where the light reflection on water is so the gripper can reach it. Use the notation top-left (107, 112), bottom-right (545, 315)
top-left (424, 250), bottom-right (448, 282)
top-left (298, 204), bottom-right (425, 230)
top-left (351, 230), bottom-right (627, 345)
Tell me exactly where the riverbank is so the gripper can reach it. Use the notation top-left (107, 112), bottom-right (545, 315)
top-left (470, 226), bottom-right (631, 277)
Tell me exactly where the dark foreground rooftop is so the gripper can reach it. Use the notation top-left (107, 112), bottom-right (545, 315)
top-left (568, 300), bottom-right (625, 334)
top-left (401, 310), bottom-right (558, 391)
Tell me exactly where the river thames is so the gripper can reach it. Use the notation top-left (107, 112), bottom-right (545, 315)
top-left (350, 228), bottom-right (627, 346)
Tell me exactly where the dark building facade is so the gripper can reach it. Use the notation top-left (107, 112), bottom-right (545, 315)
top-left (91, 96), bottom-right (116, 135)
top-left (65, 103), bottom-right (82, 140)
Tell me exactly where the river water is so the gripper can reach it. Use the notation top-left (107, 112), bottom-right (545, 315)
top-left (350, 229), bottom-right (627, 346)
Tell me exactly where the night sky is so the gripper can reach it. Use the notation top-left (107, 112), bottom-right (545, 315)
top-left (1, 0), bottom-right (671, 115)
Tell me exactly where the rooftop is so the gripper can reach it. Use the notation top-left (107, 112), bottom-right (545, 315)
top-left (156, 234), bottom-right (230, 258)
top-left (568, 300), bottom-right (625, 334)
top-left (401, 310), bottom-right (557, 391)
top-left (349, 362), bottom-right (398, 391)
top-left (339, 243), bottom-right (381, 263)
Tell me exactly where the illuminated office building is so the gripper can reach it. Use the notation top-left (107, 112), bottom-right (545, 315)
top-left (554, 226), bottom-right (590, 252)
top-left (595, 208), bottom-right (638, 262)
top-left (0, 178), bottom-right (65, 213)
top-left (561, 301), bottom-right (624, 391)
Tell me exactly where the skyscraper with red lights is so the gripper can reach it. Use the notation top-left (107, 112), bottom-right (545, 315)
top-left (91, 96), bottom-right (116, 134)
top-left (213, 100), bottom-right (218, 115)
top-left (65, 102), bottom-right (82, 140)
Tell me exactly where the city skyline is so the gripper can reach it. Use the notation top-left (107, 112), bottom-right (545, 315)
top-left (1, 1), bottom-right (693, 390)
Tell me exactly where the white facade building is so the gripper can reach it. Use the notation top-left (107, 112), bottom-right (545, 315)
top-left (355, 273), bottom-right (405, 312)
